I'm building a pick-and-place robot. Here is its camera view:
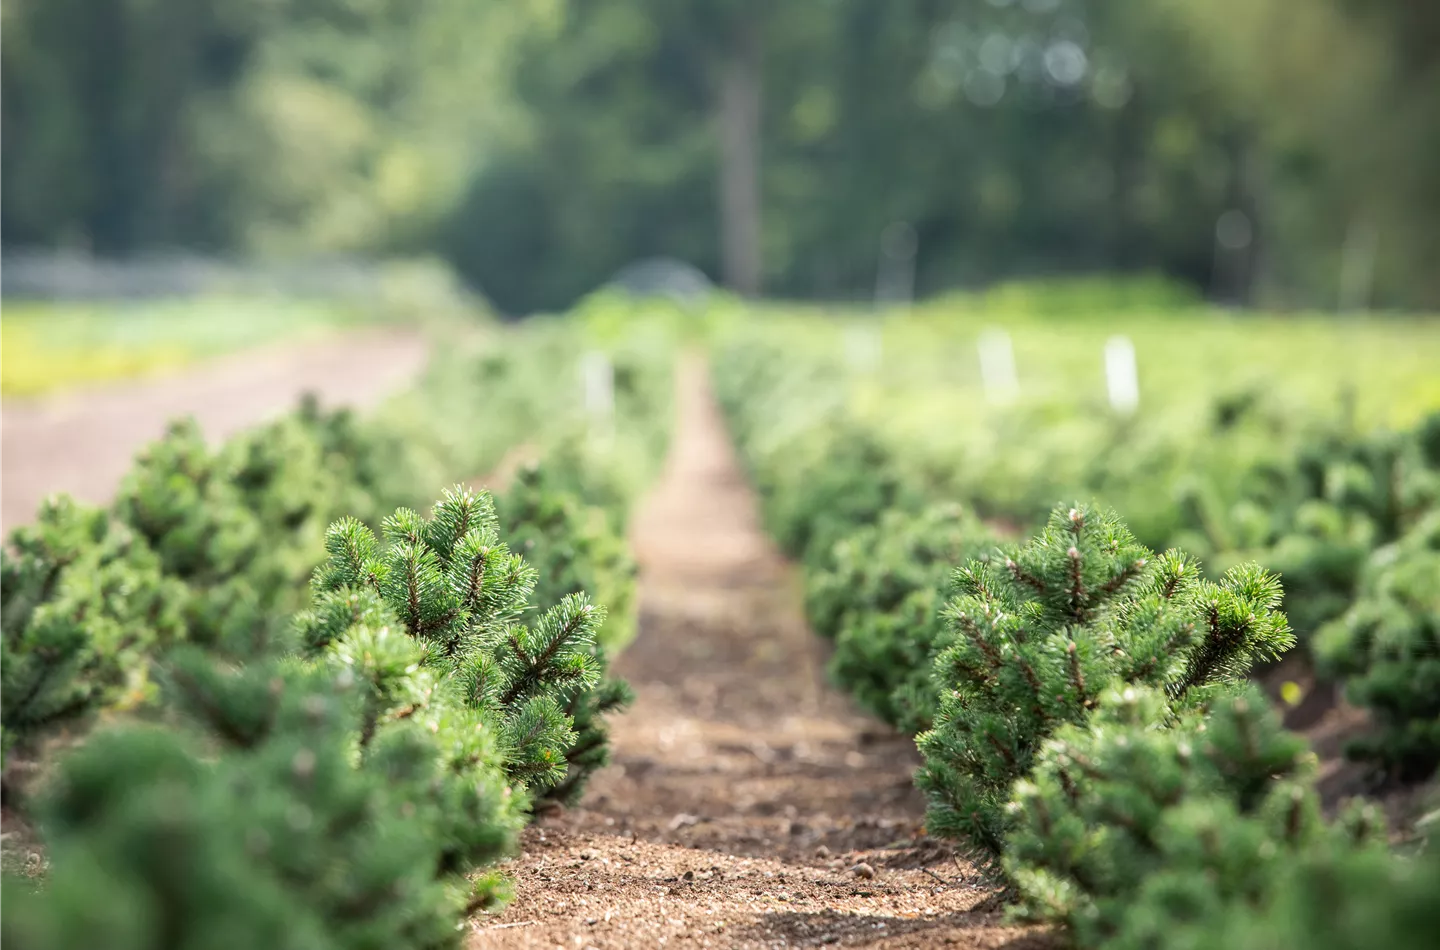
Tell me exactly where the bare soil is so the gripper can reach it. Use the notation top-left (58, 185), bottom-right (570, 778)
top-left (470, 356), bottom-right (1049, 950)
top-left (1, 328), bottom-right (428, 532)
top-left (1263, 655), bottom-right (1433, 837)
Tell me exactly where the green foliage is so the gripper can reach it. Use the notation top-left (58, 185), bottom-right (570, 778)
top-left (9, 0), bottom-right (1440, 309)
top-left (1, 308), bottom-right (670, 803)
top-left (496, 462), bottom-right (638, 801)
top-left (1316, 511), bottom-right (1440, 781)
top-left (296, 486), bottom-right (607, 790)
top-left (544, 674), bottom-right (635, 807)
top-left (1, 471), bottom-right (644, 945)
top-left (1182, 411), bottom-right (1440, 641)
top-left (499, 461), bottom-right (638, 650)
top-left (109, 403), bottom-right (416, 653)
top-left (709, 299), bottom-right (1440, 949)
top-left (0, 312), bottom-right (671, 944)
top-left (775, 422), bottom-right (925, 568)
top-left (1, 655), bottom-right (522, 950)
top-left (710, 318), bottom-right (1440, 729)
top-left (2, 0), bottom-right (539, 255)
top-left (377, 318), bottom-right (675, 517)
top-left (1003, 684), bottom-right (1383, 947)
top-left (1, 498), bottom-right (187, 768)
top-left (1201, 843), bottom-right (1440, 950)
top-left (809, 503), bottom-right (995, 732)
top-left (915, 504), bottom-right (1293, 863)
top-left (445, 0), bottom-right (1440, 310)
top-left (1, 401), bottom-right (420, 770)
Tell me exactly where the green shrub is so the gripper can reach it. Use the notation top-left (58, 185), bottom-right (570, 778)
top-left (2, 404), bottom-right (426, 771)
top-left (768, 421), bottom-right (924, 568)
top-left (112, 405), bottom-right (418, 650)
top-left (1, 655), bottom-right (521, 950)
top-left (496, 462), bottom-right (637, 801)
top-left (379, 321), bottom-right (675, 509)
top-left (498, 460), bottom-right (637, 652)
top-left (915, 504), bottom-right (1292, 864)
top-left (1, 479), bottom-right (637, 947)
top-left (294, 485), bottom-right (610, 790)
top-left (1201, 843), bottom-right (1440, 950)
top-left (1, 498), bottom-right (188, 770)
top-left (1004, 684), bottom-right (1382, 947)
top-left (810, 503), bottom-right (995, 732)
top-left (1316, 511), bottom-right (1440, 781)
top-left (1180, 411), bottom-right (1440, 642)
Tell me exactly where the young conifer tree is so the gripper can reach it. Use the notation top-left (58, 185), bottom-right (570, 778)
top-left (2, 406), bottom-right (427, 779)
top-left (2, 643), bottom-right (522, 950)
top-left (1004, 683), bottom-right (1385, 948)
top-left (811, 503), bottom-right (994, 733)
top-left (1201, 840), bottom-right (1440, 950)
top-left (499, 461), bottom-right (637, 651)
top-left (1, 497), bottom-right (188, 782)
top-left (915, 503), bottom-right (1293, 865)
top-left (293, 485), bottom-right (606, 790)
top-left (1315, 510), bottom-right (1440, 780)
top-left (497, 461), bottom-right (636, 803)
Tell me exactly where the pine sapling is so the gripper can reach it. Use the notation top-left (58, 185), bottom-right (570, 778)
top-left (813, 503), bottom-right (994, 732)
top-left (915, 503), bottom-right (1292, 864)
top-left (1003, 684), bottom-right (1381, 947)
top-left (1, 650), bottom-right (522, 950)
top-left (294, 485), bottom-right (606, 790)
top-left (1, 497), bottom-right (187, 784)
top-left (1315, 510), bottom-right (1440, 780)
top-left (498, 460), bottom-right (638, 652)
top-left (496, 462), bottom-right (637, 802)
top-left (1198, 837), bottom-right (1440, 950)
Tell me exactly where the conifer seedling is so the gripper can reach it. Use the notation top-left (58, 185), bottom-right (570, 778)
top-left (1316, 510), bottom-right (1440, 780)
top-left (916, 503), bottom-right (1293, 864)
top-left (1002, 684), bottom-right (1382, 947)
top-left (1, 497), bottom-right (188, 776)
top-left (294, 485), bottom-right (607, 790)
top-left (2, 654), bottom-right (521, 950)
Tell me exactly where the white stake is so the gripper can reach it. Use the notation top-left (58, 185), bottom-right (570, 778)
top-left (580, 350), bottom-right (614, 441)
top-left (844, 325), bottom-right (882, 373)
top-left (1104, 335), bottom-right (1139, 414)
top-left (978, 329), bottom-right (1019, 404)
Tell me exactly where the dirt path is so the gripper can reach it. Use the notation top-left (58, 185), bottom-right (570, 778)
top-left (1, 328), bottom-right (428, 532)
top-left (472, 356), bottom-right (1045, 950)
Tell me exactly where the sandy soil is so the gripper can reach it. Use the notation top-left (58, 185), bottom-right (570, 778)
top-left (470, 355), bottom-right (1049, 950)
top-left (1, 328), bottom-right (428, 532)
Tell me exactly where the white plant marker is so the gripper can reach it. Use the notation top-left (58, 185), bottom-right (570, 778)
top-left (844, 325), bottom-right (882, 373)
top-left (978, 328), bottom-right (1019, 404)
top-left (1104, 335), bottom-right (1139, 414)
top-left (580, 350), bottom-right (615, 442)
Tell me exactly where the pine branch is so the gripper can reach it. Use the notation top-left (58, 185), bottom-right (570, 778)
top-left (1067, 642), bottom-right (1089, 707)
top-left (1007, 558), bottom-right (1048, 596)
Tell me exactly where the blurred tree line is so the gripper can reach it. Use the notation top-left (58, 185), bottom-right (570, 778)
top-left (5, 0), bottom-right (1437, 314)
top-left (2, 0), bottom-right (539, 255)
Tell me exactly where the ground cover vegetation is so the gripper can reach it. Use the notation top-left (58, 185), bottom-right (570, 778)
top-left (711, 291), bottom-right (1440, 946)
top-left (0, 297), bottom-right (397, 396)
top-left (0, 306), bottom-right (678, 945)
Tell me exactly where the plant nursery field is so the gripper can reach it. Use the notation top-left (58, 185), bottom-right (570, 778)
top-left (3, 287), bottom-right (1439, 950)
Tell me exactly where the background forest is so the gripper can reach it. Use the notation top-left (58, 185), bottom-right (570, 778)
top-left (4, 0), bottom-right (1438, 315)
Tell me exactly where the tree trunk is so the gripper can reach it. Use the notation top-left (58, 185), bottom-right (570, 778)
top-left (716, 22), bottom-right (762, 297)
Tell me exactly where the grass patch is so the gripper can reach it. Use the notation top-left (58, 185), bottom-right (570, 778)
top-left (2, 297), bottom-right (379, 396)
